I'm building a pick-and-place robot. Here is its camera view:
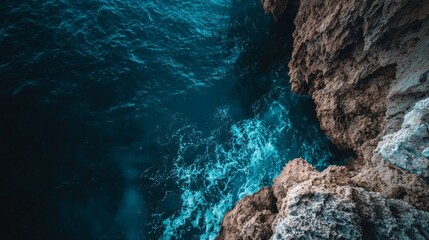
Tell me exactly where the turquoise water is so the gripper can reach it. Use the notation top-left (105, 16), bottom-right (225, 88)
top-left (0, 0), bottom-right (344, 239)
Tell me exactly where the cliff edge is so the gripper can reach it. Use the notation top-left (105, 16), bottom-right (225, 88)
top-left (218, 0), bottom-right (429, 239)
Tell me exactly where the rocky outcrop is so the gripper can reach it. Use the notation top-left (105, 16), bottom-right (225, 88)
top-left (219, 159), bottom-right (429, 239)
top-left (217, 188), bottom-right (278, 239)
top-left (288, 0), bottom-right (429, 161)
top-left (261, 0), bottom-right (299, 21)
top-left (270, 160), bottom-right (429, 240)
top-left (376, 98), bottom-right (429, 179)
top-left (261, 0), bottom-right (289, 21)
top-left (218, 0), bottom-right (429, 239)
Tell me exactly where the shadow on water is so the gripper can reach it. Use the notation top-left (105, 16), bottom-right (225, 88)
top-left (227, 0), bottom-right (296, 116)
top-left (0, 1), bottom-right (138, 239)
top-left (225, 0), bottom-right (349, 169)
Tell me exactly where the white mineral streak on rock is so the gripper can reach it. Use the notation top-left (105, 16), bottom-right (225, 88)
top-left (377, 98), bottom-right (429, 178)
top-left (218, 0), bottom-right (429, 238)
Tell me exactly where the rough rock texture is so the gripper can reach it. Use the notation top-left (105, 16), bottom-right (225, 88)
top-left (217, 188), bottom-right (278, 240)
top-left (219, 159), bottom-right (429, 240)
top-left (270, 160), bottom-right (429, 240)
top-left (261, 0), bottom-right (289, 20)
top-left (288, 0), bottom-right (429, 161)
top-left (261, 0), bottom-right (300, 21)
top-left (377, 98), bottom-right (429, 179)
top-left (286, 0), bottom-right (429, 206)
top-left (218, 0), bottom-right (429, 239)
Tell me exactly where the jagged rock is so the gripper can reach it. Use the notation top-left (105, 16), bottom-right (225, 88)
top-left (288, 0), bottom-right (429, 159)
top-left (218, 0), bottom-right (429, 239)
top-left (377, 98), bottom-right (429, 179)
top-left (272, 186), bottom-right (429, 240)
top-left (271, 160), bottom-right (429, 240)
top-left (261, 0), bottom-right (299, 21)
top-left (261, 0), bottom-right (288, 21)
top-left (284, 0), bottom-right (429, 204)
top-left (219, 159), bottom-right (429, 239)
top-left (217, 188), bottom-right (278, 240)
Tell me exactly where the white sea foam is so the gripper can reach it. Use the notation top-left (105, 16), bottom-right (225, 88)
top-left (160, 88), bottom-right (294, 239)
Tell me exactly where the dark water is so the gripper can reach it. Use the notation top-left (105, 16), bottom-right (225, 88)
top-left (0, 0), bottom-right (344, 239)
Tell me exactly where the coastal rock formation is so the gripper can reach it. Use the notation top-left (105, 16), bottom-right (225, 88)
top-left (288, 0), bottom-right (429, 160)
top-left (217, 188), bottom-right (278, 239)
top-left (218, 0), bottom-right (429, 238)
top-left (261, 0), bottom-right (299, 20)
top-left (376, 98), bottom-right (429, 179)
top-left (270, 160), bottom-right (429, 240)
top-left (261, 0), bottom-right (289, 20)
top-left (219, 159), bottom-right (429, 239)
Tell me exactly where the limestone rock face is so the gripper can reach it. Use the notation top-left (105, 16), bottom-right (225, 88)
top-left (218, 159), bottom-right (429, 240)
top-left (272, 186), bottom-right (429, 240)
top-left (288, 0), bottom-right (429, 159)
top-left (218, 0), bottom-right (429, 239)
top-left (377, 98), bottom-right (429, 179)
top-left (271, 161), bottom-right (429, 240)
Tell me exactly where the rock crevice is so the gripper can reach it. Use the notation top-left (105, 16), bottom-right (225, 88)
top-left (218, 0), bottom-right (429, 239)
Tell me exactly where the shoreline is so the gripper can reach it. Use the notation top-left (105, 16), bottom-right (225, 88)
top-left (218, 0), bottom-right (429, 238)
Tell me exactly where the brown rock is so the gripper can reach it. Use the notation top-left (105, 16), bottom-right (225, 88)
top-left (261, 0), bottom-right (300, 21)
top-left (217, 188), bottom-right (277, 240)
top-left (218, 0), bottom-right (429, 238)
top-left (289, 0), bottom-right (429, 159)
top-left (219, 159), bottom-right (429, 239)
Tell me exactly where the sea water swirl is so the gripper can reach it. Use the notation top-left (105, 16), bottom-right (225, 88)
top-left (0, 0), bottom-right (342, 239)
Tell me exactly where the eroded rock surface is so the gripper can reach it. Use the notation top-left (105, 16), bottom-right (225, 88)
top-left (289, 0), bottom-right (429, 160)
top-left (217, 188), bottom-right (278, 240)
top-left (218, 159), bottom-right (429, 240)
top-left (377, 98), bottom-right (429, 179)
top-left (261, 0), bottom-right (299, 21)
top-left (271, 162), bottom-right (429, 240)
top-left (218, 0), bottom-right (429, 239)
top-left (261, 0), bottom-right (289, 21)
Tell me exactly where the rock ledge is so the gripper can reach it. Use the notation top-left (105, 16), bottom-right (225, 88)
top-left (218, 0), bottom-right (429, 238)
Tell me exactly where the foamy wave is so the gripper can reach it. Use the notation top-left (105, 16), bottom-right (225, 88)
top-left (158, 83), bottom-right (330, 239)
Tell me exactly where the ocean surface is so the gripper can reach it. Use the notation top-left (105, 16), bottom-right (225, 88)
top-left (1, 0), bottom-right (344, 239)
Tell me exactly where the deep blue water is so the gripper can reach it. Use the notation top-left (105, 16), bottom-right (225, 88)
top-left (0, 0), bottom-right (344, 239)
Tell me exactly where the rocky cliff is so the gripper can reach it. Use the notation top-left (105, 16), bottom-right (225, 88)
top-left (218, 0), bottom-right (429, 239)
